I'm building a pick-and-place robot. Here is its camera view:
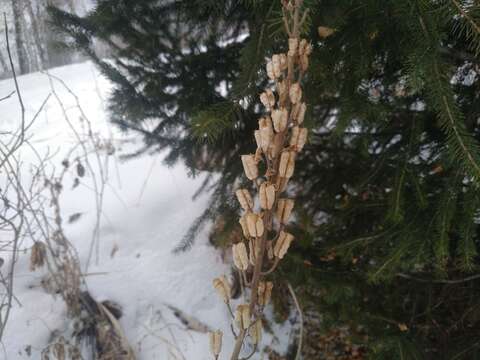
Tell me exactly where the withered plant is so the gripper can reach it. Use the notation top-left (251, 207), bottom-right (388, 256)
top-left (0, 15), bottom-right (52, 341)
top-left (30, 82), bottom-right (135, 359)
top-left (210, 1), bottom-right (311, 359)
top-left (0, 11), bottom-right (134, 357)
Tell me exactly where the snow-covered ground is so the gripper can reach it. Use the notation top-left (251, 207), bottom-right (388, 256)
top-left (1, 62), bottom-right (292, 359)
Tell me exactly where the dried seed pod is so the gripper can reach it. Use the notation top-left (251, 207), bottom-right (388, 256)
top-left (213, 276), bottom-right (231, 303)
top-left (259, 182), bottom-right (276, 210)
top-left (235, 304), bottom-right (251, 330)
top-left (266, 89), bottom-right (275, 103)
top-left (276, 198), bottom-right (294, 224)
top-left (236, 189), bottom-right (254, 210)
top-left (274, 231), bottom-right (295, 259)
top-left (272, 108), bottom-right (288, 133)
top-left (239, 215), bottom-right (249, 237)
top-left (258, 117), bottom-right (274, 152)
top-left (267, 240), bottom-right (274, 260)
top-left (289, 83), bottom-right (302, 104)
top-left (249, 319), bottom-right (263, 345)
top-left (278, 151), bottom-right (296, 178)
top-left (259, 94), bottom-right (269, 110)
top-left (299, 39), bottom-right (312, 56)
top-left (249, 239), bottom-right (260, 266)
top-left (260, 89), bottom-right (275, 110)
top-left (292, 102), bottom-right (307, 124)
top-left (277, 81), bottom-right (288, 104)
top-left (272, 54), bottom-right (283, 78)
top-left (233, 242), bottom-right (249, 271)
top-left (241, 154), bottom-right (258, 180)
top-left (279, 53), bottom-right (288, 70)
top-left (276, 177), bottom-right (289, 193)
top-left (268, 133), bottom-right (283, 159)
top-left (288, 38), bottom-right (299, 57)
top-left (209, 330), bottom-right (223, 357)
top-left (297, 103), bottom-right (307, 124)
top-left (291, 102), bottom-right (300, 119)
top-left (245, 212), bottom-right (264, 237)
top-left (318, 26), bottom-right (335, 38)
top-left (258, 281), bottom-right (273, 306)
top-left (266, 61), bottom-right (275, 80)
top-left (249, 240), bottom-right (255, 265)
top-left (290, 126), bottom-right (308, 152)
top-left (254, 147), bottom-right (263, 162)
top-left (300, 54), bottom-right (309, 72)
top-left (30, 241), bottom-right (46, 272)
top-left (254, 130), bottom-right (262, 149)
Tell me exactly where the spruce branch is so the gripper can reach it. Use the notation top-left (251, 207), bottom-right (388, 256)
top-left (457, 190), bottom-right (479, 271)
top-left (232, 1), bottom-right (276, 99)
top-left (432, 60), bottom-right (480, 183)
top-left (450, 0), bottom-right (480, 36)
top-left (415, 9), bottom-right (480, 185)
top-left (191, 102), bottom-right (238, 143)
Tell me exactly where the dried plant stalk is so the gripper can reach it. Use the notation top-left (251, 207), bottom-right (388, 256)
top-left (30, 241), bottom-right (47, 271)
top-left (210, 1), bottom-right (311, 359)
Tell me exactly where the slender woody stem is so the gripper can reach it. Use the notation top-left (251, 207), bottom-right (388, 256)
top-left (230, 2), bottom-right (305, 359)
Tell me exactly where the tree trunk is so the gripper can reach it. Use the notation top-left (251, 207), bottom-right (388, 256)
top-left (10, 0), bottom-right (29, 74)
top-left (20, 9), bottom-right (39, 72)
top-left (25, 0), bottom-right (48, 69)
top-left (0, 50), bottom-right (8, 74)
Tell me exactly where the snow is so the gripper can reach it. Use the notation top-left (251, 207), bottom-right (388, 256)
top-left (0, 62), bottom-right (293, 359)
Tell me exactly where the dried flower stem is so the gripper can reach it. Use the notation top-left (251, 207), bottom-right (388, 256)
top-left (211, 1), bottom-right (311, 359)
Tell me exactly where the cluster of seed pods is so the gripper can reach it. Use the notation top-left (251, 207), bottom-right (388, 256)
top-left (210, 1), bottom-right (310, 359)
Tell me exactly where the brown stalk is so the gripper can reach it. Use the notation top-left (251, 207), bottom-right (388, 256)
top-left (212, 0), bottom-right (311, 360)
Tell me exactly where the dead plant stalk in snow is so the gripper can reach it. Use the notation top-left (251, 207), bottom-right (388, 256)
top-left (210, 1), bottom-right (310, 359)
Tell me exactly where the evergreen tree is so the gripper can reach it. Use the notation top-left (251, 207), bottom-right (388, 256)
top-left (49, 1), bottom-right (480, 358)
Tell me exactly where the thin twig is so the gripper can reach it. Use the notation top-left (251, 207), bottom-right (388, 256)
top-left (396, 272), bottom-right (480, 284)
top-left (0, 14), bottom-right (25, 169)
top-left (0, 90), bottom-right (15, 102)
top-left (260, 257), bottom-right (280, 276)
top-left (240, 344), bottom-right (258, 360)
top-left (287, 283), bottom-right (303, 360)
top-left (0, 15), bottom-right (28, 341)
